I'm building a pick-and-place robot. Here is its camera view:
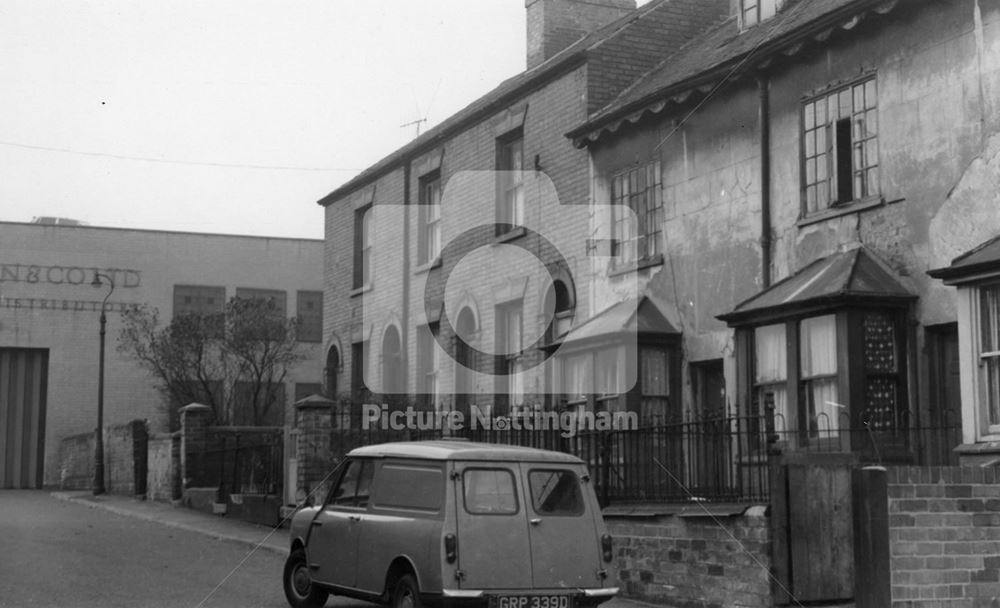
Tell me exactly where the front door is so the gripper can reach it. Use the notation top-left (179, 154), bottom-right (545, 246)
top-left (521, 465), bottom-right (603, 589)
top-left (309, 458), bottom-right (373, 588)
top-left (454, 463), bottom-right (532, 590)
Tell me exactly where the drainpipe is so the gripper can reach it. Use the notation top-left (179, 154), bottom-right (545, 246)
top-left (758, 72), bottom-right (772, 289)
top-left (402, 162), bottom-right (411, 400)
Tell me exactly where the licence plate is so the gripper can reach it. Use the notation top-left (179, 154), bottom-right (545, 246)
top-left (492, 596), bottom-right (572, 608)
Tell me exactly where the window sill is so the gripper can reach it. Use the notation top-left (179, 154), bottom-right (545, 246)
top-left (413, 257), bottom-right (442, 275)
top-left (796, 195), bottom-right (887, 228)
top-left (349, 283), bottom-right (373, 298)
top-left (494, 225), bottom-right (527, 244)
top-left (609, 254), bottom-right (664, 277)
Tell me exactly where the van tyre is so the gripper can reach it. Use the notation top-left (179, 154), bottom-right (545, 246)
top-left (392, 574), bottom-right (421, 608)
top-left (283, 548), bottom-right (329, 608)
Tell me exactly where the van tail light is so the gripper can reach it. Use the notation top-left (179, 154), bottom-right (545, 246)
top-left (601, 534), bottom-right (613, 562)
top-left (445, 533), bottom-right (457, 563)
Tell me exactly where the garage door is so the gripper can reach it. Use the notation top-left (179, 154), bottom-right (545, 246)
top-left (1, 349), bottom-right (48, 489)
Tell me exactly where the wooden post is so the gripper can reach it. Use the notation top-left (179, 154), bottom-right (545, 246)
top-left (853, 466), bottom-right (890, 608)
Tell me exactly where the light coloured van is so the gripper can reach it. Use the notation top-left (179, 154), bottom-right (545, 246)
top-left (283, 440), bottom-right (618, 608)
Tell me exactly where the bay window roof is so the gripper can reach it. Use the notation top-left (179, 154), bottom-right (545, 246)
top-left (546, 294), bottom-right (679, 351)
top-left (928, 235), bottom-right (1000, 285)
top-left (718, 246), bottom-right (915, 326)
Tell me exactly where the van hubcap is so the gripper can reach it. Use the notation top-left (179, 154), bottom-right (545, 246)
top-left (292, 565), bottom-right (312, 596)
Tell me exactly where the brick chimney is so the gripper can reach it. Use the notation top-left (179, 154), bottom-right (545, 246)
top-left (526, 0), bottom-right (637, 69)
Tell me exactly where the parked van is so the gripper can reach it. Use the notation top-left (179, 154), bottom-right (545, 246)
top-left (283, 440), bottom-right (618, 608)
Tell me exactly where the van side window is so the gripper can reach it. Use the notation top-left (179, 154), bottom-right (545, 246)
top-left (463, 468), bottom-right (518, 514)
top-left (528, 470), bottom-right (584, 516)
top-left (329, 459), bottom-right (372, 508)
top-left (372, 463), bottom-right (444, 512)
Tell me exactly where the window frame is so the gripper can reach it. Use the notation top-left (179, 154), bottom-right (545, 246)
top-left (495, 130), bottom-right (525, 234)
top-left (418, 171), bottom-right (442, 266)
top-left (495, 300), bottom-right (525, 411)
top-left (610, 160), bottom-right (663, 267)
top-left (740, 0), bottom-right (782, 29)
top-left (353, 204), bottom-right (373, 289)
top-left (977, 282), bottom-right (1000, 435)
top-left (295, 290), bottom-right (323, 343)
top-left (800, 74), bottom-right (880, 217)
top-left (417, 322), bottom-right (441, 410)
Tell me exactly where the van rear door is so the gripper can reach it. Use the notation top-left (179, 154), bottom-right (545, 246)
top-left (454, 462), bottom-right (533, 590)
top-left (521, 465), bottom-right (604, 589)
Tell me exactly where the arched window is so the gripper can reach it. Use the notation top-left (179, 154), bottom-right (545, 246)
top-left (381, 326), bottom-right (403, 395)
top-left (325, 345), bottom-right (340, 398)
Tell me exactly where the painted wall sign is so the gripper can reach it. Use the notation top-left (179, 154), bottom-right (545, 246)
top-left (0, 264), bottom-right (141, 288)
top-left (0, 297), bottom-right (136, 313)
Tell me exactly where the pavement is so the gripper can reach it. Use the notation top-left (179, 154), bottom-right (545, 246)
top-left (49, 491), bottom-right (660, 608)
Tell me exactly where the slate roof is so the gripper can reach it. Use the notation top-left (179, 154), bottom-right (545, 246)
top-left (568, 0), bottom-right (908, 145)
top-left (928, 235), bottom-right (1000, 283)
top-left (318, 0), bottom-right (727, 206)
top-left (718, 246), bottom-right (915, 325)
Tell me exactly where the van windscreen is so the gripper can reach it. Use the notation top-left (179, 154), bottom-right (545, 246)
top-left (528, 469), bottom-right (584, 516)
top-left (463, 468), bottom-right (518, 514)
top-left (372, 464), bottom-right (444, 512)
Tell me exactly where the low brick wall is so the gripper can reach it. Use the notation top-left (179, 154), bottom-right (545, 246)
top-left (147, 432), bottom-right (180, 502)
top-left (605, 506), bottom-right (771, 607)
top-left (59, 432), bottom-right (95, 490)
top-left (887, 466), bottom-right (1000, 605)
top-left (58, 420), bottom-right (147, 494)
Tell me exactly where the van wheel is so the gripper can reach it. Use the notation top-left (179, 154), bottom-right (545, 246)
top-left (391, 574), bottom-right (421, 608)
top-left (283, 548), bottom-right (329, 608)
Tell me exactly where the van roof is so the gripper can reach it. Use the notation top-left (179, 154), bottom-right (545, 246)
top-left (348, 440), bottom-right (585, 464)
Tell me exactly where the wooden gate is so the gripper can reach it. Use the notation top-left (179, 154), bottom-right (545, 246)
top-left (771, 455), bottom-right (855, 605)
top-left (0, 349), bottom-right (49, 489)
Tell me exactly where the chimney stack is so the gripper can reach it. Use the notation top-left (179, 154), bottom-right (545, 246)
top-left (525, 0), bottom-right (637, 70)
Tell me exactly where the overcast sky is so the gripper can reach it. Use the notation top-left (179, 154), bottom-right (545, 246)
top-left (0, 1), bottom-right (563, 239)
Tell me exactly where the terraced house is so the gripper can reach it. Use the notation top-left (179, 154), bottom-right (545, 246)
top-left (316, 0), bottom-right (1000, 606)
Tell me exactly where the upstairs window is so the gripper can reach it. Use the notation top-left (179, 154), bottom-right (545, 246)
top-left (353, 204), bottom-right (373, 289)
top-left (611, 161), bottom-right (663, 265)
top-left (802, 76), bottom-right (879, 215)
top-left (496, 131), bottom-right (525, 232)
top-left (741, 0), bottom-right (783, 29)
top-left (418, 172), bottom-right (442, 265)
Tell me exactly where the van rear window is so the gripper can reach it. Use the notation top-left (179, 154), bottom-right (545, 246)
top-left (372, 464), bottom-right (444, 512)
top-left (528, 470), bottom-right (584, 516)
top-left (463, 468), bottom-right (518, 514)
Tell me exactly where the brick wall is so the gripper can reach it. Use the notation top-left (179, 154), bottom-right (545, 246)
top-left (58, 420), bottom-right (147, 494)
top-left (887, 466), bottom-right (1000, 606)
top-left (59, 431), bottom-right (94, 490)
top-left (606, 506), bottom-right (771, 607)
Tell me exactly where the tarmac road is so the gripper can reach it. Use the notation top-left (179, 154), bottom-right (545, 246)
top-left (0, 490), bottom-right (366, 608)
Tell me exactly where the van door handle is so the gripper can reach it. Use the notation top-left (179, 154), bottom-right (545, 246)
top-left (530, 518), bottom-right (542, 526)
top-left (311, 520), bottom-right (323, 527)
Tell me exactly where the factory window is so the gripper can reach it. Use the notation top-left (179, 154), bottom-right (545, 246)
top-left (296, 291), bottom-right (323, 342)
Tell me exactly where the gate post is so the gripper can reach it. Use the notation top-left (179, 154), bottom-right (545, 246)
top-left (853, 465), bottom-right (890, 608)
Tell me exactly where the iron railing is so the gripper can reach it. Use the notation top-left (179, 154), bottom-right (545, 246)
top-left (199, 427), bottom-right (283, 497)
top-left (322, 407), bottom-right (961, 505)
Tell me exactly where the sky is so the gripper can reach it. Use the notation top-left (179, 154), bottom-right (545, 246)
top-left (0, 1), bottom-right (553, 239)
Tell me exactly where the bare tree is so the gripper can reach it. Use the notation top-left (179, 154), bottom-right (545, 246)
top-left (118, 298), bottom-right (303, 429)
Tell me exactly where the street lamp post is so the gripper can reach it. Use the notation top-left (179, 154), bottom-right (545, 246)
top-left (92, 272), bottom-right (115, 495)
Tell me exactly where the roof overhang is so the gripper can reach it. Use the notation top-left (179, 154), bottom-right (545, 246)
top-left (567, 0), bottom-right (905, 148)
top-left (928, 235), bottom-right (1000, 285)
top-left (544, 294), bottom-right (680, 352)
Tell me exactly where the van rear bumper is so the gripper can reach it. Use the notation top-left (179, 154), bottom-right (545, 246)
top-left (441, 588), bottom-right (619, 598)
top-left (439, 587), bottom-right (620, 607)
